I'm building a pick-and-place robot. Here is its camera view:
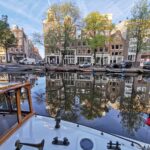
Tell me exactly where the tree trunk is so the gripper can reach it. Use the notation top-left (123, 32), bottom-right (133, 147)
top-left (101, 54), bottom-right (103, 67)
top-left (134, 38), bottom-right (140, 67)
top-left (60, 52), bottom-right (65, 66)
top-left (94, 49), bottom-right (96, 65)
top-left (135, 51), bottom-right (138, 62)
top-left (5, 47), bottom-right (8, 63)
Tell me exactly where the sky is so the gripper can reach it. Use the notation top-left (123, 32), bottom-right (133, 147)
top-left (0, 0), bottom-right (137, 58)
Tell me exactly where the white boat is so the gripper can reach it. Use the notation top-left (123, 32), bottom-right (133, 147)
top-left (0, 82), bottom-right (150, 150)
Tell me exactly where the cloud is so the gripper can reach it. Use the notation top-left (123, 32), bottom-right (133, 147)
top-left (0, 1), bottom-right (39, 23)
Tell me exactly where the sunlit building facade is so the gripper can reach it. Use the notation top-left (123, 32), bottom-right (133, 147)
top-left (0, 47), bottom-right (6, 63)
top-left (109, 30), bottom-right (127, 64)
top-left (43, 10), bottom-right (117, 65)
top-left (7, 25), bottom-right (28, 62)
top-left (6, 25), bottom-right (41, 63)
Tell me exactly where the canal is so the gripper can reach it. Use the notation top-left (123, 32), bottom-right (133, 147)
top-left (0, 72), bottom-right (150, 144)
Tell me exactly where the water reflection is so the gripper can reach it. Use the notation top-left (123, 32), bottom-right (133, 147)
top-left (0, 73), bottom-right (38, 85)
top-left (46, 72), bottom-right (150, 143)
top-left (0, 72), bottom-right (150, 143)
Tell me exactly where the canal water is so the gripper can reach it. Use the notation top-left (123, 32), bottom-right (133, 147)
top-left (0, 72), bottom-right (150, 144)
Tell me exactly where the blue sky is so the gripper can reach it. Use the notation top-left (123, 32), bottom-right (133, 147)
top-left (0, 0), bottom-right (137, 58)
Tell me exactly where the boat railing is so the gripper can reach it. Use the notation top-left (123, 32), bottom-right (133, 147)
top-left (0, 82), bottom-right (34, 144)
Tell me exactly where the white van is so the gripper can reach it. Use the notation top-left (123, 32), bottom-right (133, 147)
top-left (19, 58), bottom-right (36, 65)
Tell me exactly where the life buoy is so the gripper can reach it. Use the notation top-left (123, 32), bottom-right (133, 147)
top-left (145, 118), bottom-right (150, 126)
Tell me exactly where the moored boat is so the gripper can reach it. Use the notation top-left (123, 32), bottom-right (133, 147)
top-left (0, 82), bottom-right (150, 150)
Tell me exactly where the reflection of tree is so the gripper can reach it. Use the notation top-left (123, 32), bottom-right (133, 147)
top-left (59, 73), bottom-right (79, 122)
top-left (46, 73), bottom-right (78, 122)
top-left (47, 73), bottom-right (110, 121)
top-left (81, 98), bottom-right (108, 120)
top-left (46, 85), bottom-right (63, 117)
top-left (34, 91), bottom-right (45, 103)
top-left (80, 75), bottom-right (109, 120)
top-left (45, 73), bottom-right (109, 120)
top-left (119, 77), bottom-right (145, 135)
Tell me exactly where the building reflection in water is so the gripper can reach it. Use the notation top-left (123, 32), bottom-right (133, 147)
top-left (0, 73), bottom-right (38, 86)
top-left (45, 72), bottom-right (150, 136)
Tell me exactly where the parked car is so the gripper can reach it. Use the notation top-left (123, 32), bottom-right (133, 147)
top-left (107, 63), bottom-right (121, 68)
top-left (36, 60), bottom-right (45, 66)
top-left (120, 61), bottom-right (132, 68)
top-left (79, 62), bottom-right (91, 68)
top-left (19, 58), bottom-right (36, 65)
top-left (143, 61), bottom-right (150, 70)
top-left (107, 61), bottom-right (132, 69)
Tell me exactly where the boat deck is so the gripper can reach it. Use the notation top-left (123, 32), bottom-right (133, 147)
top-left (1, 115), bottom-right (149, 150)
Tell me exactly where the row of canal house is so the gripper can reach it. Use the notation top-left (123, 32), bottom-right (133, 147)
top-left (43, 8), bottom-right (150, 66)
top-left (43, 9), bottom-right (127, 65)
top-left (44, 29), bottom-right (127, 65)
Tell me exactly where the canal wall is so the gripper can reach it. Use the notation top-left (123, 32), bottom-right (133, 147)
top-left (0, 64), bottom-right (150, 74)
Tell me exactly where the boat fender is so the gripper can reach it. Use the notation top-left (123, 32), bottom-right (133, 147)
top-left (145, 117), bottom-right (150, 126)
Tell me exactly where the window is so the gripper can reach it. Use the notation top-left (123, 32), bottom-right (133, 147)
top-left (112, 52), bottom-right (114, 55)
top-left (120, 45), bottom-right (123, 49)
top-left (112, 87), bottom-right (115, 92)
top-left (19, 39), bottom-right (22, 45)
top-left (88, 50), bottom-right (90, 53)
top-left (116, 45), bottom-right (119, 49)
top-left (83, 41), bottom-right (86, 45)
top-left (83, 50), bottom-right (85, 54)
top-left (115, 52), bottom-right (118, 55)
top-left (100, 48), bottom-right (103, 52)
top-left (19, 32), bottom-right (23, 37)
top-left (87, 57), bottom-right (91, 63)
top-left (72, 42), bottom-right (74, 46)
top-left (113, 82), bottom-right (116, 86)
top-left (86, 82), bottom-right (90, 87)
top-left (112, 45), bottom-right (114, 49)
